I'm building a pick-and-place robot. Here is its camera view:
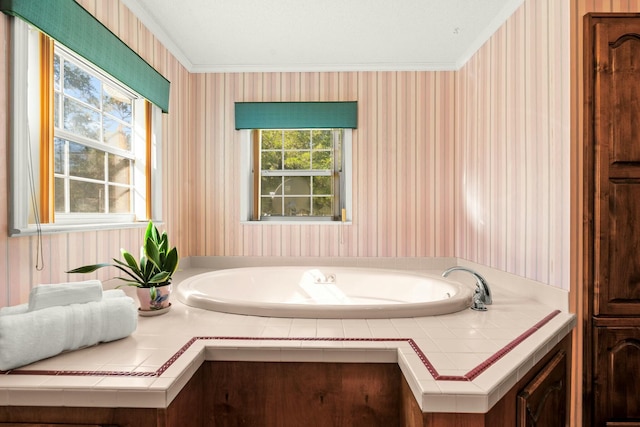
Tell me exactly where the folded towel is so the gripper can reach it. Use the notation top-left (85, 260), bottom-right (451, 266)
top-left (0, 304), bottom-right (28, 317)
top-left (0, 291), bottom-right (137, 371)
top-left (28, 279), bottom-right (103, 311)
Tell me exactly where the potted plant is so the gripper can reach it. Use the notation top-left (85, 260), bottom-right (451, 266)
top-left (67, 221), bottom-right (179, 315)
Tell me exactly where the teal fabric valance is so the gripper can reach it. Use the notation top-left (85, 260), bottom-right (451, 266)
top-left (0, 0), bottom-right (170, 113)
top-left (235, 102), bottom-right (358, 129)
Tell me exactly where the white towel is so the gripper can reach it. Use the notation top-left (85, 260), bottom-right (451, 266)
top-left (0, 304), bottom-right (28, 317)
top-left (28, 279), bottom-right (103, 311)
top-left (0, 291), bottom-right (137, 371)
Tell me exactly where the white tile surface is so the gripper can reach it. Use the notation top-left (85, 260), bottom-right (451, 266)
top-left (0, 266), bottom-right (575, 414)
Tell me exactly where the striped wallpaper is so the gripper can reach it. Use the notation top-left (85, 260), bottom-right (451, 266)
top-left (2, 0), bottom-right (629, 308)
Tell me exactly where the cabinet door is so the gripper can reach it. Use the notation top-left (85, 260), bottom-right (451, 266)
top-left (594, 326), bottom-right (640, 426)
top-left (592, 18), bottom-right (640, 316)
top-left (517, 350), bottom-right (567, 427)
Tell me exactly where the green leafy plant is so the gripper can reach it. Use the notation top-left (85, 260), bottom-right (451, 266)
top-left (67, 221), bottom-right (179, 288)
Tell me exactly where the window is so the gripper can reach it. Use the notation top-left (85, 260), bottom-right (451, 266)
top-left (53, 47), bottom-right (136, 216)
top-left (235, 102), bottom-right (356, 223)
top-left (241, 128), bottom-right (352, 223)
top-left (9, 20), bottom-right (163, 235)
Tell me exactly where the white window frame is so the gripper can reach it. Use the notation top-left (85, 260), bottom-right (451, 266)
top-left (240, 129), bottom-right (352, 224)
top-left (8, 19), bottom-right (163, 235)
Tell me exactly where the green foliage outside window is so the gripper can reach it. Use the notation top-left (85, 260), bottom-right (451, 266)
top-left (259, 129), bottom-right (340, 218)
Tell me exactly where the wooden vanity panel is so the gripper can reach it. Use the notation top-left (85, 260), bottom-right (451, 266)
top-left (0, 407), bottom-right (158, 427)
top-left (0, 364), bottom-right (205, 427)
top-left (202, 361), bottom-right (401, 427)
top-left (517, 350), bottom-right (568, 427)
top-left (400, 334), bottom-right (571, 427)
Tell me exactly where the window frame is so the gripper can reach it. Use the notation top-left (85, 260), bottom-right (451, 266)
top-left (8, 19), bottom-right (163, 236)
top-left (240, 128), bottom-right (352, 224)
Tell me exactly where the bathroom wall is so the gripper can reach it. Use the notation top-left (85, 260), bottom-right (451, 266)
top-left (186, 0), bottom-right (572, 289)
top-left (456, 0), bottom-right (570, 288)
top-left (187, 71), bottom-right (456, 259)
top-left (0, 0), bottom-right (573, 306)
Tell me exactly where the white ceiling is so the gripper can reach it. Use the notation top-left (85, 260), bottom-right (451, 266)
top-left (121, 0), bottom-right (524, 73)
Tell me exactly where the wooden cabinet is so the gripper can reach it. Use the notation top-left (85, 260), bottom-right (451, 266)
top-left (584, 13), bottom-right (640, 426)
top-left (517, 349), bottom-right (567, 427)
top-left (594, 321), bottom-right (640, 425)
top-left (0, 362), bottom-right (204, 427)
top-left (401, 334), bottom-right (571, 427)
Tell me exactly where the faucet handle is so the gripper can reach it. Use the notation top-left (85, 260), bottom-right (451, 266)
top-left (471, 289), bottom-right (488, 311)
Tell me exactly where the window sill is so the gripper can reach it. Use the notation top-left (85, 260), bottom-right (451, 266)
top-left (9, 222), bottom-right (153, 237)
top-left (240, 221), bottom-right (352, 226)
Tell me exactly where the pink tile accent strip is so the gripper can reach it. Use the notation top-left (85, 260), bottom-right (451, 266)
top-left (1, 310), bottom-right (561, 381)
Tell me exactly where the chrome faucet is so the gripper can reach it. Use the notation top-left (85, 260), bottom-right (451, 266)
top-left (442, 266), bottom-right (492, 311)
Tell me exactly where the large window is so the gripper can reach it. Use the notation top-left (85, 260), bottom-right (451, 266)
top-left (53, 47), bottom-right (136, 216)
top-left (9, 20), bottom-right (162, 235)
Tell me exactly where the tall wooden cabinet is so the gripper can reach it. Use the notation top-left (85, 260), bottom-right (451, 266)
top-left (584, 13), bottom-right (640, 426)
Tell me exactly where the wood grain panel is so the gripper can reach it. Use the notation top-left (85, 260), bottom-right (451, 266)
top-left (204, 361), bottom-right (401, 427)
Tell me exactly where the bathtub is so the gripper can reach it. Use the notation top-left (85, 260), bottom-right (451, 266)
top-left (177, 266), bottom-right (472, 318)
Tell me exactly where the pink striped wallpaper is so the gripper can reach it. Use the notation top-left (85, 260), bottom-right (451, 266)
top-left (456, 0), bottom-right (570, 288)
top-left (187, 71), bottom-right (457, 259)
top-left (1, 0), bottom-right (605, 308)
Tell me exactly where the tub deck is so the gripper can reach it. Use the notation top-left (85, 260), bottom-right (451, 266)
top-left (0, 266), bottom-right (575, 414)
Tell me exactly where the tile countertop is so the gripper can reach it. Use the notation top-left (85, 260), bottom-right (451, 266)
top-left (0, 261), bottom-right (576, 414)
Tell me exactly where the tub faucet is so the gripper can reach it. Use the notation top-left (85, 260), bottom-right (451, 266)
top-left (442, 266), bottom-right (492, 311)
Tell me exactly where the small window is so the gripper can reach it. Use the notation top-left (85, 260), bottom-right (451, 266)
top-left (240, 129), bottom-right (352, 223)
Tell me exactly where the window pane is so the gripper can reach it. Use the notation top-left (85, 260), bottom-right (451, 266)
top-left (109, 185), bottom-right (130, 213)
top-left (103, 116), bottom-right (131, 150)
top-left (103, 85), bottom-right (132, 124)
top-left (261, 196), bottom-right (281, 216)
top-left (63, 60), bottom-right (100, 108)
top-left (284, 197), bottom-right (310, 216)
top-left (284, 130), bottom-right (310, 149)
top-left (54, 177), bottom-right (65, 213)
top-left (312, 197), bottom-right (333, 216)
top-left (261, 176), bottom-right (282, 195)
top-left (312, 130), bottom-right (332, 149)
top-left (64, 97), bottom-right (100, 141)
top-left (313, 176), bottom-right (332, 195)
top-left (54, 92), bottom-right (61, 128)
top-left (254, 129), bottom-right (345, 221)
top-left (68, 141), bottom-right (104, 180)
top-left (54, 138), bottom-right (65, 174)
top-left (69, 180), bottom-right (104, 213)
top-left (283, 176), bottom-right (310, 196)
top-left (312, 150), bottom-right (332, 169)
top-left (108, 154), bottom-right (131, 185)
top-left (261, 130), bottom-right (282, 149)
top-left (284, 151), bottom-right (310, 170)
top-left (53, 54), bottom-right (60, 92)
top-left (261, 151), bottom-right (282, 170)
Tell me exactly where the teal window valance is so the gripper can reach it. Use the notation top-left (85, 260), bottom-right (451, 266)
top-left (235, 102), bottom-right (357, 130)
top-left (0, 0), bottom-right (170, 113)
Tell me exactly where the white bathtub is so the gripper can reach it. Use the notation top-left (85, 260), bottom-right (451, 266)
top-left (177, 266), bottom-right (472, 318)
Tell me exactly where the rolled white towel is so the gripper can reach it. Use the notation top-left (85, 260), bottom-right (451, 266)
top-left (0, 291), bottom-right (137, 371)
top-left (28, 279), bottom-right (103, 311)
